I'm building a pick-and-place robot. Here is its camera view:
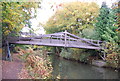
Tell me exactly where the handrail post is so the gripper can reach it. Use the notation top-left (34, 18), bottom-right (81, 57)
top-left (59, 35), bottom-right (62, 43)
top-left (50, 35), bottom-right (52, 43)
top-left (97, 40), bottom-right (99, 46)
top-left (64, 30), bottom-right (67, 47)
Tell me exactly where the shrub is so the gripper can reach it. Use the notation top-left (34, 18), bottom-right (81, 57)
top-left (60, 48), bottom-right (72, 59)
top-left (79, 53), bottom-right (91, 63)
top-left (106, 53), bottom-right (120, 68)
top-left (18, 50), bottom-right (53, 79)
top-left (102, 42), bottom-right (120, 68)
top-left (82, 28), bottom-right (99, 40)
top-left (60, 48), bottom-right (92, 63)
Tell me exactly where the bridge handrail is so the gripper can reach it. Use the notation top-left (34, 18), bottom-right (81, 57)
top-left (64, 32), bottom-right (103, 46)
top-left (65, 32), bottom-right (103, 42)
top-left (19, 32), bottom-right (37, 36)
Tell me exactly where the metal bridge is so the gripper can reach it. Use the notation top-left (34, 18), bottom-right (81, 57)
top-left (7, 30), bottom-right (104, 50)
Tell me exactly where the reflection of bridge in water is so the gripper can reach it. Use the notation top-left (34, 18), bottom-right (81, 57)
top-left (7, 30), bottom-right (104, 50)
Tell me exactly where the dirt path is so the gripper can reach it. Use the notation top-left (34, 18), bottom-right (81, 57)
top-left (2, 53), bottom-right (23, 79)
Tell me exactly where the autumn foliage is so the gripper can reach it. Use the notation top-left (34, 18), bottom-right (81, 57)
top-left (2, 2), bottom-right (39, 36)
top-left (44, 2), bottom-right (99, 35)
top-left (17, 48), bottom-right (53, 79)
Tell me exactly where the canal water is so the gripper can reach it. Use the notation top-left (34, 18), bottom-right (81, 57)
top-left (49, 54), bottom-right (120, 79)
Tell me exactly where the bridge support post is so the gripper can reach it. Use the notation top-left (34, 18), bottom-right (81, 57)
top-left (103, 52), bottom-right (106, 60)
top-left (6, 41), bottom-right (12, 61)
top-left (56, 47), bottom-right (60, 55)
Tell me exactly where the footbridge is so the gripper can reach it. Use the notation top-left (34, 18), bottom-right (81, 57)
top-left (7, 30), bottom-right (104, 50)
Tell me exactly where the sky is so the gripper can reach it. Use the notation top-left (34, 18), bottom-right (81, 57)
top-left (22, 0), bottom-right (118, 35)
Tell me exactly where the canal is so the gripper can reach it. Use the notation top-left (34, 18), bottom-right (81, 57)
top-left (49, 54), bottom-right (120, 79)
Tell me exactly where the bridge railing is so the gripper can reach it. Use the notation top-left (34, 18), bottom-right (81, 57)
top-left (19, 32), bottom-right (37, 37)
top-left (19, 31), bottom-right (102, 44)
top-left (63, 31), bottom-right (104, 47)
top-left (7, 31), bottom-right (104, 48)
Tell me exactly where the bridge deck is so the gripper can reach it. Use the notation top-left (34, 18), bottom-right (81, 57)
top-left (7, 31), bottom-right (103, 50)
top-left (8, 39), bottom-right (101, 49)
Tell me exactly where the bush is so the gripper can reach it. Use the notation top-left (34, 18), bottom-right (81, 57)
top-left (60, 48), bottom-right (73, 59)
top-left (79, 53), bottom-right (91, 63)
top-left (102, 42), bottom-right (120, 68)
top-left (106, 53), bottom-right (120, 68)
top-left (82, 28), bottom-right (99, 40)
top-left (18, 49), bottom-right (53, 79)
top-left (60, 48), bottom-right (92, 63)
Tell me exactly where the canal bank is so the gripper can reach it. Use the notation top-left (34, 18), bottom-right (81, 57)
top-left (49, 54), bottom-right (120, 79)
top-left (53, 48), bottom-right (120, 70)
top-left (2, 47), bottom-right (120, 79)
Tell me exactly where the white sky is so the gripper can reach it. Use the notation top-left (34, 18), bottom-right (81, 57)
top-left (22, 0), bottom-right (118, 34)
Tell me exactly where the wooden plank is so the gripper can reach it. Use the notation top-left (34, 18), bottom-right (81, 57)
top-left (82, 38), bottom-right (103, 42)
top-left (20, 32), bottom-right (36, 36)
top-left (9, 38), bottom-right (101, 50)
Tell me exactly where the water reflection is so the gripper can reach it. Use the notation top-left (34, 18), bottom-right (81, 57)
top-left (50, 54), bottom-right (119, 79)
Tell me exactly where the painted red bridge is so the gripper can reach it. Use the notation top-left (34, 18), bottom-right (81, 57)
top-left (7, 30), bottom-right (104, 50)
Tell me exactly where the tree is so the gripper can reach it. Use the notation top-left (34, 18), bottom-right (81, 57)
top-left (112, 1), bottom-right (120, 28)
top-left (44, 2), bottom-right (99, 35)
top-left (2, 2), bottom-right (40, 36)
top-left (112, 1), bottom-right (120, 43)
top-left (95, 2), bottom-right (118, 42)
top-left (44, 2), bottom-right (100, 63)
